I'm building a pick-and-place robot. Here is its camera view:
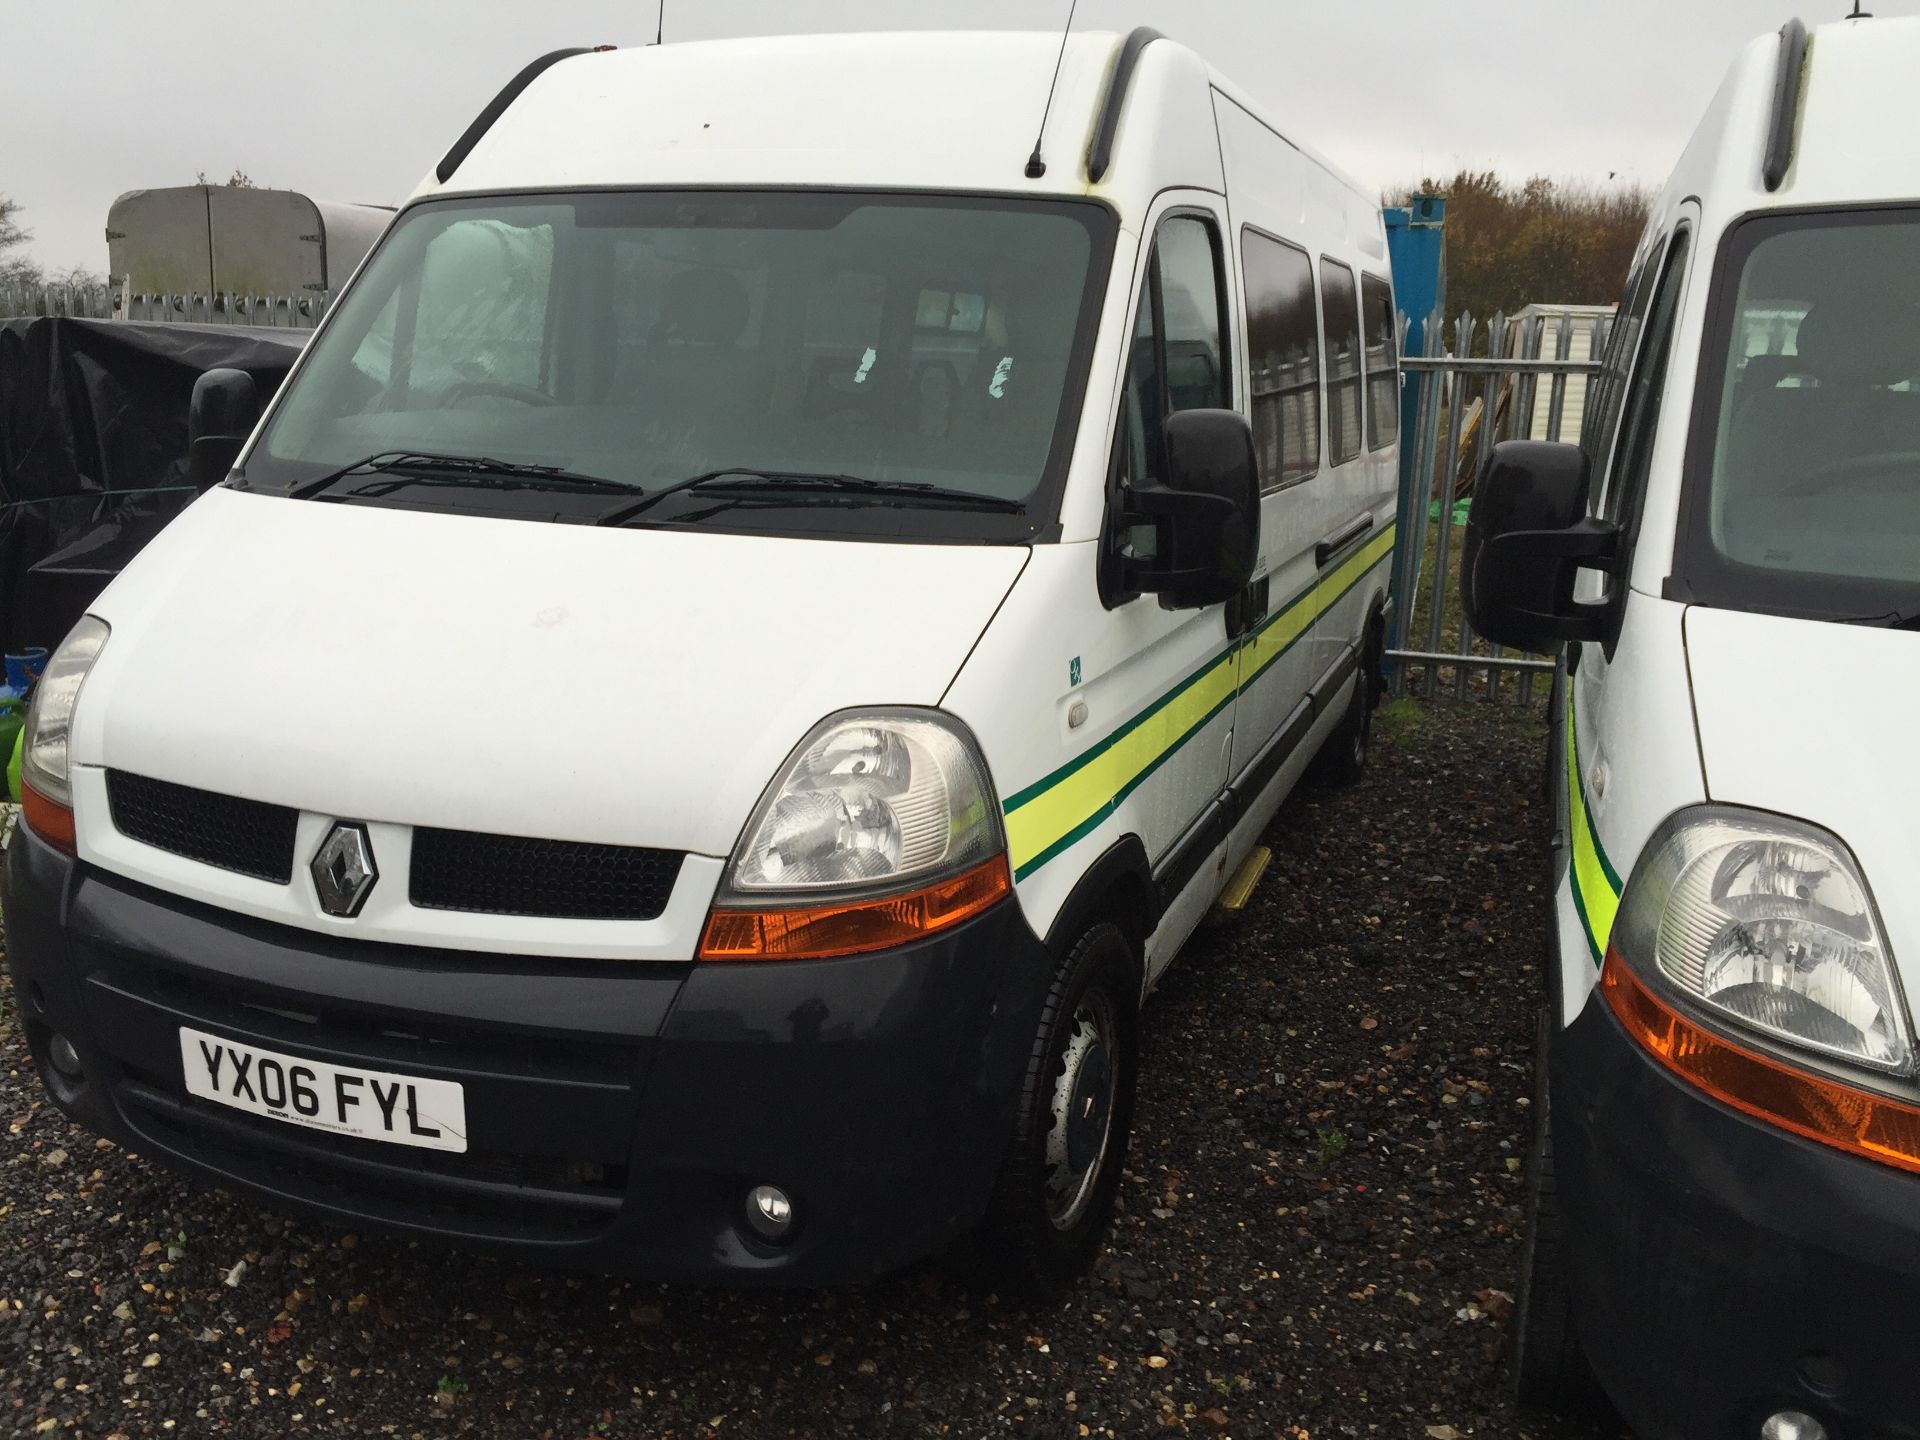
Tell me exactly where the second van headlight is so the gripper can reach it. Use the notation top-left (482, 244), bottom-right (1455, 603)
top-left (1612, 806), bottom-right (1912, 1073)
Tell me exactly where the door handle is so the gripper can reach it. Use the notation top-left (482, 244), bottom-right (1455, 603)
top-left (1315, 514), bottom-right (1374, 570)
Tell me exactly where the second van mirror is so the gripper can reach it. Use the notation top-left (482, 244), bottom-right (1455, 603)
top-left (187, 368), bottom-right (259, 487)
top-left (1125, 408), bottom-right (1261, 610)
top-left (1461, 440), bottom-right (1618, 652)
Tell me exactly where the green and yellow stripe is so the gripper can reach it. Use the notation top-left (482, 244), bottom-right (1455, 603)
top-left (1003, 524), bottom-right (1396, 881)
top-left (1565, 693), bottom-right (1623, 963)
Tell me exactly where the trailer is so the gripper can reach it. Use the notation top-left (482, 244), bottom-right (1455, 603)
top-left (105, 185), bottom-right (390, 297)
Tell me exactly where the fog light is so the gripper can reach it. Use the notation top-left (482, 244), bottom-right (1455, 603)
top-left (745, 1184), bottom-right (795, 1242)
top-left (48, 1032), bottom-right (84, 1081)
top-left (1761, 1412), bottom-right (1828, 1440)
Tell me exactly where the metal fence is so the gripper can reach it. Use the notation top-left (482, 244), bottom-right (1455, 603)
top-left (0, 281), bottom-right (328, 327)
top-left (1386, 308), bottom-right (1610, 703)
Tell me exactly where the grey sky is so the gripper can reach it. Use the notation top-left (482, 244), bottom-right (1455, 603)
top-left (2, 0), bottom-right (1898, 274)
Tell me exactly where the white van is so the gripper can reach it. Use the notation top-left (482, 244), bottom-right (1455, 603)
top-left (1464, 15), bottom-right (1920, 1437)
top-left (4, 31), bottom-right (1397, 1285)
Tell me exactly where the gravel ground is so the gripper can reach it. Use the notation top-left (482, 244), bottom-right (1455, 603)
top-left (1, 701), bottom-right (1627, 1440)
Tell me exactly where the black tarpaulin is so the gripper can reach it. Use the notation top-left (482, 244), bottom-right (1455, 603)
top-left (0, 317), bottom-right (307, 653)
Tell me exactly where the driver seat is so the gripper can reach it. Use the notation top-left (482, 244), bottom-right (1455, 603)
top-left (1729, 301), bottom-right (1920, 499)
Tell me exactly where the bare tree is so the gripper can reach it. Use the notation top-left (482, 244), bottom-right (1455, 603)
top-left (195, 169), bottom-right (258, 188)
top-left (0, 194), bottom-right (42, 286)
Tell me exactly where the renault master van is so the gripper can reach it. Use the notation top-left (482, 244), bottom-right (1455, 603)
top-left (4, 31), bottom-right (1398, 1286)
top-left (1465, 15), bottom-right (1920, 1437)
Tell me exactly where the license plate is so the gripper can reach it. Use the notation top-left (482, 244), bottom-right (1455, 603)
top-left (178, 1027), bottom-right (468, 1154)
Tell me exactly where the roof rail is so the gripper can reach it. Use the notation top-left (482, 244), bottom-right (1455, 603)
top-left (1086, 27), bottom-right (1165, 184)
top-left (436, 47), bottom-right (593, 184)
top-left (1763, 18), bottom-right (1809, 192)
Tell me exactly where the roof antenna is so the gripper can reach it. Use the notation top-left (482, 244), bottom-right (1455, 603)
top-left (1848, 1), bottom-right (1872, 14)
top-left (655, 0), bottom-right (665, 44)
top-left (1025, 0), bottom-right (1078, 179)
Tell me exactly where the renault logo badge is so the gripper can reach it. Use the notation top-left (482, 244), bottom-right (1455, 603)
top-left (311, 823), bottom-right (377, 918)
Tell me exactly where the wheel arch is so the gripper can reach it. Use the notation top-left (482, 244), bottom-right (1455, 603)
top-left (1361, 587), bottom-right (1389, 699)
top-left (1041, 834), bottom-right (1153, 992)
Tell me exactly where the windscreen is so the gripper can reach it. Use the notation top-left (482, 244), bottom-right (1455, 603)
top-left (252, 191), bottom-right (1108, 524)
top-left (1693, 210), bottom-right (1920, 616)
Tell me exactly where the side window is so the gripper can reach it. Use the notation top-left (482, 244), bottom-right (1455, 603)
top-left (1581, 246), bottom-right (1659, 476)
top-left (1604, 228), bottom-right (1692, 528)
top-left (348, 287), bottom-right (400, 389)
top-left (1361, 274), bottom-right (1398, 451)
top-left (1156, 216), bottom-right (1229, 414)
top-left (1320, 259), bottom-right (1362, 466)
top-left (1241, 230), bottom-right (1321, 490)
top-left (1121, 292), bottom-right (1160, 485)
top-left (1117, 214), bottom-right (1228, 486)
top-left (1107, 213), bottom-right (1228, 600)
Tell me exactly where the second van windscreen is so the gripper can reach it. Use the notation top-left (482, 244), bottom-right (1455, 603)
top-left (1688, 208), bottom-right (1920, 621)
top-left (251, 192), bottom-right (1114, 534)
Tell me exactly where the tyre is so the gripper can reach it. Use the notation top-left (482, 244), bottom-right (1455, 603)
top-left (1317, 644), bottom-right (1378, 785)
top-left (1511, 1009), bottom-right (1601, 1412)
top-left (975, 921), bottom-right (1139, 1294)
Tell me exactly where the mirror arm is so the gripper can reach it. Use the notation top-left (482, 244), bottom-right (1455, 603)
top-left (1113, 479), bottom-right (1240, 596)
top-left (1477, 517), bottom-right (1621, 642)
top-left (1491, 516), bottom-right (1619, 566)
top-left (1126, 477), bottom-right (1234, 521)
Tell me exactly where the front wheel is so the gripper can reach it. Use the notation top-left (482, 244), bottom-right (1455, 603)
top-left (1317, 657), bottom-right (1376, 785)
top-left (975, 921), bottom-right (1139, 1293)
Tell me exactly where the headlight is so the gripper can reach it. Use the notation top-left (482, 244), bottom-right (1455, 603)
top-left (1613, 806), bottom-right (1912, 1074)
top-left (724, 710), bottom-right (1002, 896)
top-left (21, 615), bottom-right (109, 809)
top-left (701, 709), bottom-right (1010, 961)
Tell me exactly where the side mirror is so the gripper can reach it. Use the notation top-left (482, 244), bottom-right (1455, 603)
top-left (1461, 440), bottom-right (1618, 652)
top-left (1126, 408), bottom-right (1261, 610)
top-left (187, 368), bottom-right (259, 486)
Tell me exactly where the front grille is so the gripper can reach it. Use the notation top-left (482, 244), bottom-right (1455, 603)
top-left (410, 827), bottom-right (682, 921)
top-left (106, 771), bottom-right (298, 883)
top-left (104, 770), bottom-right (683, 921)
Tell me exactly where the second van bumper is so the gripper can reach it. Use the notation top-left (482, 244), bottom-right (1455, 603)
top-left (1553, 997), bottom-right (1920, 1439)
top-left (3, 823), bottom-right (1053, 1283)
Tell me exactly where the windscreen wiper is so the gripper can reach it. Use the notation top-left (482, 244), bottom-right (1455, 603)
top-left (286, 451), bottom-right (631, 501)
top-left (597, 468), bottom-right (1025, 526)
top-left (1831, 605), bottom-right (1920, 629)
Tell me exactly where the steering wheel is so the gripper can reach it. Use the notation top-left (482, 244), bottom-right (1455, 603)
top-left (1785, 450), bottom-right (1920, 495)
top-left (440, 380), bottom-right (559, 408)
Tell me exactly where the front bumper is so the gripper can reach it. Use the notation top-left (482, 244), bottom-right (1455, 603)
top-left (1554, 995), bottom-right (1920, 1439)
top-left (3, 824), bottom-right (1053, 1283)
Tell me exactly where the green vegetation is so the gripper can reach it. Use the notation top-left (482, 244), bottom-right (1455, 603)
top-left (1312, 1127), bottom-right (1350, 1170)
top-left (1372, 698), bottom-right (1427, 747)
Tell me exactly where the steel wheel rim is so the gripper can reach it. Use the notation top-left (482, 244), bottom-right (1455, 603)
top-left (1352, 680), bottom-right (1371, 765)
top-left (1044, 990), bottom-right (1118, 1230)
